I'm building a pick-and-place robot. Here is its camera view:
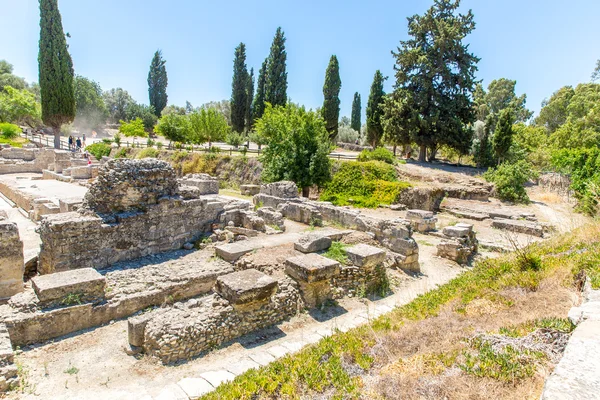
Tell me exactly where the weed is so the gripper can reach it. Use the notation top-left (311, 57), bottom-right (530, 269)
top-left (61, 293), bottom-right (82, 306)
top-left (63, 364), bottom-right (79, 375)
top-left (323, 242), bottom-right (349, 265)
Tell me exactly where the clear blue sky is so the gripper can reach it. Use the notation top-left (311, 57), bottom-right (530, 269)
top-left (2, 0), bottom-right (599, 119)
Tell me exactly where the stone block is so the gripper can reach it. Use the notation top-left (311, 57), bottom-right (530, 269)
top-left (0, 220), bottom-right (24, 299)
top-left (491, 218), bottom-right (545, 237)
top-left (70, 165), bottom-right (92, 179)
top-left (406, 209), bottom-right (434, 220)
top-left (319, 229), bottom-right (354, 241)
top-left (32, 268), bottom-right (106, 307)
top-left (215, 241), bottom-right (258, 263)
top-left (225, 226), bottom-right (259, 237)
top-left (0, 324), bottom-right (13, 365)
top-left (344, 244), bottom-right (386, 269)
top-left (260, 181), bottom-right (299, 198)
top-left (177, 378), bottom-right (214, 399)
top-left (279, 202), bottom-right (322, 226)
top-left (240, 184), bottom-right (261, 196)
top-left (285, 253), bottom-right (340, 283)
top-left (179, 173), bottom-right (219, 195)
top-left (58, 197), bottom-right (83, 213)
top-left (256, 207), bottom-right (285, 231)
top-left (406, 209), bottom-right (437, 232)
top-left (294, 233), bottom-right (332, 253)
top-left (128, 313), bottom-right (152, 347)
top-left (443, 225), bottom-right (471, 238)
top-left (215, 269), bottom-right (278, 305)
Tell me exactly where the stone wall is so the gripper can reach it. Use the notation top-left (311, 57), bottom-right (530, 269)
top-left (38, 159), bottom-right (230, 274)
top-left (132, 270), bottom-right (300, 364)
top-left (0, 148), bottom-right (56, 175)
top-left (0, 214), bottom-right (23, 299)
top-left (436, 223), bottom-right (478, 264)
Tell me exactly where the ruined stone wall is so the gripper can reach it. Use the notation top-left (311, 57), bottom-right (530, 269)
top-left (0, 148), bottom-right (56, 175)
top-left (332, 265), bottom-right (386, 297)
top-left (139, 277), bottom-right (299, 364)
top-left (38, 197), bottom-right (225, 274)
top-left (0, 215), bottom-right (23, 299)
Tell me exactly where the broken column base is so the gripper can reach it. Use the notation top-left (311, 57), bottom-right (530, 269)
top-left (285, 253), bottom-right (340, 308)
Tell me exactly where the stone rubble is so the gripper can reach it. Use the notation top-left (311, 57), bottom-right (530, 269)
top-left (405, 209), bottom-right (438, 232)
top-left (436, 223), bottom-right (478, 264)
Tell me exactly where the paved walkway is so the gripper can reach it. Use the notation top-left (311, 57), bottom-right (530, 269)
top-left (541, 282), bottom-right (600, 399)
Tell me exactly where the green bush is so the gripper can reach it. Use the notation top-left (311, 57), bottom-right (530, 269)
top-left (320, 161), bottom-right (411, 208)
top-left (101, 138), bottom-right (113, 144)
top-left (0, 123), bottom-right (21, 139)
top-left (552, 147), bottom-right (600, 215)
top-left (226, 131), bottom-right (245, 147)
top-left (483, 160), bottom-right (537, 204)
top-left (86, 142), bottom-right (112, 161)
top-left (114, 148), bottom-right (128, 159)
top-left (136, 148), bottom-right (159, 159)
top-left (357, 147), bottom-right (396, 164)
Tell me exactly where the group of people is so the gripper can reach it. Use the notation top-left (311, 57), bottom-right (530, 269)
top-left (68, 134), bottom-right (85, 152)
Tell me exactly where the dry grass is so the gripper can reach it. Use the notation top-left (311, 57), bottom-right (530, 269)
top-left (530, 191), bottom-right (565, 204)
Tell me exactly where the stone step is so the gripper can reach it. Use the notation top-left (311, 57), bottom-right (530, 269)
top-left (491, 218), bottom-right (545, 237)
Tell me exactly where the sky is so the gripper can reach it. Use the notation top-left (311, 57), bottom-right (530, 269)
top-left (1, 0), bottom-right (599, 120)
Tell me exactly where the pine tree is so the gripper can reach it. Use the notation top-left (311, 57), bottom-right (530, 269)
top-left (265, 27), bottom-right (287, 107)
top-left (366, 70), bottom-right (386, 148)
top-left (492, 108), bottom-right (515, 164)
top-left (351, 92), bottom-right (361, 133)
top-left (245, 68), bottom-right (254, 132)
top-left (230, 43), bottom-right (249, 133)
top-left (148, 50), bottom-right (168, 117)
top-left (252, 59), bottom-right (268, 122)
top-left (389, 0), bottom-right (479, 162)
top-left (38, 0), bottom-right (75, 149)
top-left (322, 55), bottom-right (341, 140)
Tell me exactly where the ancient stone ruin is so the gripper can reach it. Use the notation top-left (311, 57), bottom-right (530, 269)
top-left (0, 211), bottom-right (23, 299)
top-left (436, 223), bottom-right (478, 264)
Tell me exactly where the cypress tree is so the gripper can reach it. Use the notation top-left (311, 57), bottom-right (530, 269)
top-left (252, 59), bottom-right (268, 122)
top-left (366, 70), bottom-right (386, 148)
top-left (492, 108), bottom-right (515, 164)
top-left (230, 43), bottom-right (248, 133)
top-left (38, 0), bottom-right (75, 149)
top-left (351, 92), bottom-right (361, 132)
top-left (245, 68), bottom-right (254, 132)
top-left (148, 50), bottom-right (168, 117)
top-left (265, 27), bottom-right (287, 107)
top-left (322, 55), bottom-right (341, 140)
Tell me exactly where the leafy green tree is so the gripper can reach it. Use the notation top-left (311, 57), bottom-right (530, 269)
top-left (265, 27), bottom-right (287, 107)
top-left (148, 50), bottom-right (168, 117)
top-left (477, 79), bottom-right (532, 129)
top-left (245, 68), bottom-right (254, 132)
top-left (0, 86), bottom-right (41, 126)
top-left (230, 43), bottom-right (249, 133)
top-left (535, 86), bottom-right (575, 134)
top-left (154, 113), bottom-right (191, 143)
top-left (73, 76), bottom-right (107, 130)
top-left (103, 88), bottom-right (135, 123)
top-left (389, 0), bottom-right (479, 161)
top-left (322, 55), bottom-right (341, 140)
top-left (0, 60), bottom-right (28, 91)
top-left (161, 104), bottom-right (187, 116)
top-left (189, 108), bottom-right (230, 147)
top-left (592, 59), bottom-right (600, 82)
top-left (125, 103), bottom-right (157, 131)
top-left (38, 0), bottom-right (75, 148)
top-left (252, 59), bottom-right (268, 122)
top-left (492, 109), bottom-right (515, 163)
top-left (484, 160), bottom-right (536, 204)
top-left (119, 118), bottom-right (147, 138)
top-left (351, 92), bottom-right (361, 133)
top-left (366, 70), bottom-right (386, 148)
top-left (255, 103), bottom-right (331, 196)
top-left (382, 92), bottom-right (411, 155)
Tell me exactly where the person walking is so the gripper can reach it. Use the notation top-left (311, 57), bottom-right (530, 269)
top-left (82, 133), bottom-right (86, 147)
top-left (76, 137), bottom-right (82, 152)
top-left (68, 135), bottom-right (73, 151)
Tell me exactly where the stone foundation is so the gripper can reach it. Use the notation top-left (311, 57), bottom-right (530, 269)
top-left (179, 173), bottom-right (219, 195)
top-left (436, 223), bottom-right (478, 264)
top-left (0, 215), bottom-right (24, 299)
top-left (406, 209), bottom-right (438, 232)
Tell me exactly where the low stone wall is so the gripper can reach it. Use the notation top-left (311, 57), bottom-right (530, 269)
top-left (132, 270), bottom-right (300, 364)
top-left (0, 148), bottom-right (56, 175)
top-left (0, 215), bottom-right (24, 299)
top-left (253, 182), bottom-right (420, 272)
top-left (0, 180), bottom-right (36, 211)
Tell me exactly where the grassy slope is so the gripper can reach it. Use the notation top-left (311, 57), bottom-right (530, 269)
top-left (202, 223), bottom-right (600, 400)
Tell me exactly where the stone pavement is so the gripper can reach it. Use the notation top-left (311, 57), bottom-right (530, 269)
top-left (541, 282), bottom-right (600, 400)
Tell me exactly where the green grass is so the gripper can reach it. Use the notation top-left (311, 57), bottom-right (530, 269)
top-left (200, 224), bottom-right (600, 399)
top-left (0, 137), bottom-right (29, 148)
top-left (322, 241), bottom-right (349, 265)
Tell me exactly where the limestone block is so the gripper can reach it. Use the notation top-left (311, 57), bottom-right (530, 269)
top-left (58, 197), bottom-right (83, 213)
top-left (226, 226), bottom-right (259, 237)
top-left (443, 225), bottom-right (471, 238)
top-left (179, 185), bottom-right (201, 200)
top-left (0, 220), bottom-right (24, 299)
top-left (240, 184), bottom-right (261, 196)
top-left (240, 211), bottom-right (266, 232)
top-left (128, 313), bottom-right (152, 347)
top-left (32, 268), bottom-right (106, 307)
top-left (406, 209), bottom-right (434, 220)
top-left (344, 244), bottom-right (386, 269)
top-left (256, 207), bottom-right (285, 231)
top-left (260, 181), bottom-right (299, 198)
top-left (215, 269), bottom-right (278, 305)
top-left (179, 173), bottom-right (219, 195)
top-left (406, 209), bottom-right (437, 232)
top-left (285, 253), bottom-right (340, 283)
top-left (319, 229), bottom-right (354, 241)
top-left (279, 202), bottom-right (322, 226)
top-left (491, 218), bottom-right (544, 237)
top-left (294, 233), bottom-right (332, 253)
top-left (54, 160), bottom-right (72, 174)
top-left (0, 324), bottom-right (13, 365)
top-left (70, 165), bottom-right (92, 179)
top-left (215, 242), bottom-right (258, 263)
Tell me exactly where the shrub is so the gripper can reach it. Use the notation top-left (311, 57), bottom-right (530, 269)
top-left (136, 148), bottom-right (159, 159)
top-left (552, 147), bottom-right (600, 215)
top-left (226, 131), bottom-right (245, 147)
top-left (156, 141), bottom-right (163, 149)
top-left (336, 125), bottom-right (359, 144)
top-left (0, 122), bottom-right (21, 139)
top-left (357, 147), bottom-right (396, 164)
top-left (86, 142), bottom-right (112, 161)
top-left (119, 118), bottom-right (147, 138)
top-left (114, 148), bottom-right (128, 159)
top-left (113, 133), bottom-right (122, 147)
top-left (483, 160), bottom-right (537, 203)
top-left (101, 138), bottom-right (113, 144)
top-left (320, 161), bottom-right (411, 208)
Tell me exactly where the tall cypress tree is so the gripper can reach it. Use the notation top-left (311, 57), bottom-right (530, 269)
top-left (230, 43), bottom-right (248, 133)
top-left (265, 27), bottom-right (287, 107)
top-left (245, 68), bottom-right (254, 132)
top-left (322, 55), bottom-right (341, 140)
top-left (38, 0), bottom-right (75, 149)
top-left (351, 92), bottom-right (361, 132)
top-left (148, 50), bottom-right (168, 117)
top-left (366, 70), bottom-right (386, 148)
top-left (252, 59), bottom-right (268, 122)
